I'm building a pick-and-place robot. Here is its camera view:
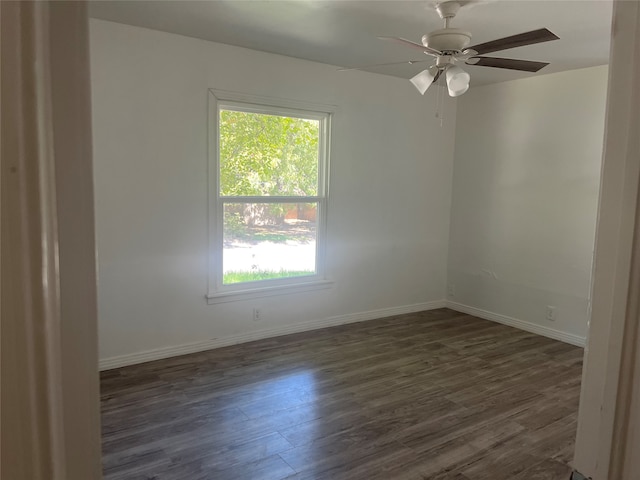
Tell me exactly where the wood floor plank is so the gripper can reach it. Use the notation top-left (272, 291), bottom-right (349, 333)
top-left (101, 308), bottom-right (583, 479)
top-left (208, 454), bottom-right (296, 480)
top-left (512, 458), bottom-right (573, 480)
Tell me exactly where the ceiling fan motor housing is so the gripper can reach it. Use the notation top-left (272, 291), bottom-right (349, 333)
top-left (423, 28), bottom-right (472, 53)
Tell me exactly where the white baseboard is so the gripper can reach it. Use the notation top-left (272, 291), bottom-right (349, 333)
top-left (446, 301), bottom-right (586, 347)
top-left (99, 300), bottom-right (447, 370)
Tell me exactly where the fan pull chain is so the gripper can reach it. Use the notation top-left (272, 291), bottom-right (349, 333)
top-left (439, 82), bottom-right (445, 127)
top-left (435, 74), bottom-right (445, 127)
top-left (434, 75), bottom-right (440, 120)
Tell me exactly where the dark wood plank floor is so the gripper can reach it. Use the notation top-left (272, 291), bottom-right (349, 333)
top-left (101, 308), bottom-right (583, 480)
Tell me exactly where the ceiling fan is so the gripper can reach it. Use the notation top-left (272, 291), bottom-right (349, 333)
top-left (343, 0), bottom-right (559, 97)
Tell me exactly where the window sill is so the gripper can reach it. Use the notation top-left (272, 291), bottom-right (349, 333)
top-left (206, 279), bottom-right (333, 304)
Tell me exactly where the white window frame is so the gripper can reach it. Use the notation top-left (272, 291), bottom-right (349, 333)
top-left (207, 90), bottom-right (334, 304)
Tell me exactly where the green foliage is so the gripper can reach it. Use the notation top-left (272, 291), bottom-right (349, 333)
top-left (224, 211), bottom-right (247, 237)
top-left (219, 110), bottom-right (319, 197)
top-left (225, 228), bottom-right (292, 244)
top-left (223, 269), bottom-right (314, 284)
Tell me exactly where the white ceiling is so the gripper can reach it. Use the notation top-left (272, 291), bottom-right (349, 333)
top-left (89, 0), bottom-right (613, 87)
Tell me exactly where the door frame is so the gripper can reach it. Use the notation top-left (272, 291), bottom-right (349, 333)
top-left (573, 1), bottom-right (640, 479)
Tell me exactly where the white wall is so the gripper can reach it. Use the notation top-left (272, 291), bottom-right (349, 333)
top-left (447, 65), bottom-right (608, 342)
top-left (90, 19), bottom-right (457, 366)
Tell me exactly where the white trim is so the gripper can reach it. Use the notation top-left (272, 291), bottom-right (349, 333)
top-left (99, 300), bottom-right (447, 370)
top-left (206, 279), bottom-right (333, 304)
top-left (210, 89), bottom-right (337, 114)
top-left (574, 3), bottom-right (640, 478)
top-left (219, 195), bottom-right (324, 203)
top-left (207, 90), bottom-right (332, 300)
top-left (447, 301), bottom-right (586, 347)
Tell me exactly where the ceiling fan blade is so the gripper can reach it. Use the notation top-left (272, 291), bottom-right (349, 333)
top-left (467, 56), bottom-right (550, 72)
top-left (467, 28), bottom-right (559, 55)
top-left (377, 36), bottom-right (441, 56)
top-left (338, 59), bottom-right (429, 72)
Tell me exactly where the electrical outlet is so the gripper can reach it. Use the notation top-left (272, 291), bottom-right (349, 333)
top-left (253, 308), bottom-right (261, 321)
top-left (447, 284), bottom-right (455, 297)
top-left (546, 306), bottom-right (556, 321)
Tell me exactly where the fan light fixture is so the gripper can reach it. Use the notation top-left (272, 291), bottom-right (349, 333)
top-left (367, 1), bottom-right (559, 100)
top-left (410, 64), bottom-right (470, 97)
top-left (410, 65), bottom-right (439, 95)
top-left (445, 65), bottom-right (470, 97)
top-left (342, 2), bottom-right (560, 101)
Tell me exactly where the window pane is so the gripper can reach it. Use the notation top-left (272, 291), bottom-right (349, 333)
top-left (219, 109), bottom-right (319, 197)
top-left (223, 202), bottom-right (317, 284)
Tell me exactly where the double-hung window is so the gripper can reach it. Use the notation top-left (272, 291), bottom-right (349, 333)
top-left (208, 91), bottom-right (331, 302)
